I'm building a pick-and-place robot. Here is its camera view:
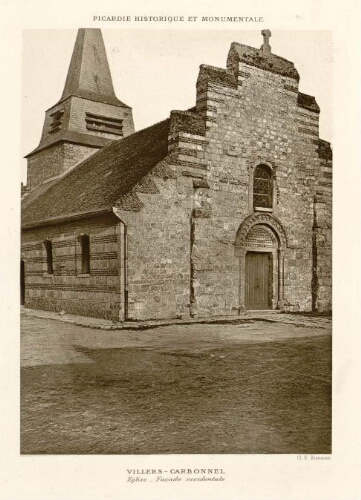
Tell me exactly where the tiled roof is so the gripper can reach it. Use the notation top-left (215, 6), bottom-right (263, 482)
top-left (21, 177), bottom-right (60, 210)
top-left (22, 119), bottom-right (170, 228)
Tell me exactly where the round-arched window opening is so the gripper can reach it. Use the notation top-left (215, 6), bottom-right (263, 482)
top-left (253, 165), bottom-right (273, 209)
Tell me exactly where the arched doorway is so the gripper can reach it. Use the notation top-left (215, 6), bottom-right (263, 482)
top-left (244, 226), bottom-right (277, 309)
top-left (235, 214), bottom-right (287, 311)
top-left (20, 260), bottom-right (25, 305)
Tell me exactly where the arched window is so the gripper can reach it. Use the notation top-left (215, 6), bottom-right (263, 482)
top-left (80, 235), bottom-right (90, 274)
top-left (44, 240), bottom-right (53, 274)
top-left (253, 164), bottom-right (273, 209)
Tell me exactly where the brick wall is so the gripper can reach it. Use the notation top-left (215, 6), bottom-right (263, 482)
top-left (21, 213), bottom-right (124, 320)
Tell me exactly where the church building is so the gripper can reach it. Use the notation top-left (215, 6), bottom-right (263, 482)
top-left (21, 29), bottom-right (332, 321)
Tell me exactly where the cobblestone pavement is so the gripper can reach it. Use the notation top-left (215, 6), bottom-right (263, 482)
top-left (21, 309), bottom-right (331, 367)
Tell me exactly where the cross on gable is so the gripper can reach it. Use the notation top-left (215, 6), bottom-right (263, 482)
top-left (261, 29), bottom-right (272, 56)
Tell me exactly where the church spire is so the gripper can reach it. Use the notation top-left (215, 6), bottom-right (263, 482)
top-left (60, 29), bottom-right (122, 106)
top-left (25, 29), bottom-right (134, 191)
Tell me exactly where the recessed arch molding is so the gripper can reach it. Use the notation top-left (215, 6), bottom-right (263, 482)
top-left (236, 213), bottom-right (288, 249)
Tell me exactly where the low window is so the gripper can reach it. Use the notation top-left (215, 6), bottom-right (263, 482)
top-left (253, 164), bottom-right (273, 209)
top-left (80, 235), bottom-right (90, 274)
top-left (44, 240), bottom-right (53, 274)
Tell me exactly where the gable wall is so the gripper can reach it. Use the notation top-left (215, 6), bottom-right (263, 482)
top-left (112, 60), bottom-right (331, 319)
top-left (185, 63), bottom-right (322, 314)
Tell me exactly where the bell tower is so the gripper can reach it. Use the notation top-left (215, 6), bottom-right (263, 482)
top-left (25, 29), bottom-right (135, 191)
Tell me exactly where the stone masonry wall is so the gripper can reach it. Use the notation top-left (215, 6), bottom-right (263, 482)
top-left (114, 160), bottom-right (193, 321)
top-left (22, 43), bottom-right (332, 321)
top-left (21, 213), bottom-right (123, 320)
top-left (313, 140), bottom-right (332, 311)
top-left (112, 51), bottom-right (331, 319)
top-left (161, 56), bottom-right (325, 315)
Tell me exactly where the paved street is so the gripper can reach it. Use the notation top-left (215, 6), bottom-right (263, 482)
top-left (21, 310), bottom-right (332, 454)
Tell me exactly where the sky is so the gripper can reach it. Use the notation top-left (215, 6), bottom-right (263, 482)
top-left (21, 30), bottom-right (332, 183)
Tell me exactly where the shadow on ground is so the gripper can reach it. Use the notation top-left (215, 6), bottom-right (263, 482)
top-left (21, 335), bottom-right (331, 454)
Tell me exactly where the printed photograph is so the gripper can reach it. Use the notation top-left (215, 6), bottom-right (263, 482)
top-left (20, 29), bottom-right (332, 454)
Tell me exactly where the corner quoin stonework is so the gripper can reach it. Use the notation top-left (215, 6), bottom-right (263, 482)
top-left (21, 30), bottom-right (332, 320)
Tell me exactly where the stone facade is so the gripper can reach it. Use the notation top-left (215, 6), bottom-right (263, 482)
top-left (21, 30), bottom-right (332, 321)
top-left (113, 43), bottom-right (332, 319)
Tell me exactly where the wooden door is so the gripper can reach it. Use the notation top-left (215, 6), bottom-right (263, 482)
top-left (245, 252), bottom-right (272, 310)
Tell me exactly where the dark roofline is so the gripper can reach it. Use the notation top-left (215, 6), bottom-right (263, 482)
top-left (22, 206), bottom-right (112, 230)
top-left (51, 91), bottom-right (131, 111)
top-left (318, 139), bottom-right (332, 160)
top-left (297, 92), bottom-right (320, 113)
top-left (25, 132), bottom-right (111, 158)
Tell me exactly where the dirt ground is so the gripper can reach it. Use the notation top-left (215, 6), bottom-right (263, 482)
top-left (21, 312), bottom-right (332, 454)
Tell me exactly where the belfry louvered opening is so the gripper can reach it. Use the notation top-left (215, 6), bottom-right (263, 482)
top-left (85, 112), bottom-right (123, 136)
